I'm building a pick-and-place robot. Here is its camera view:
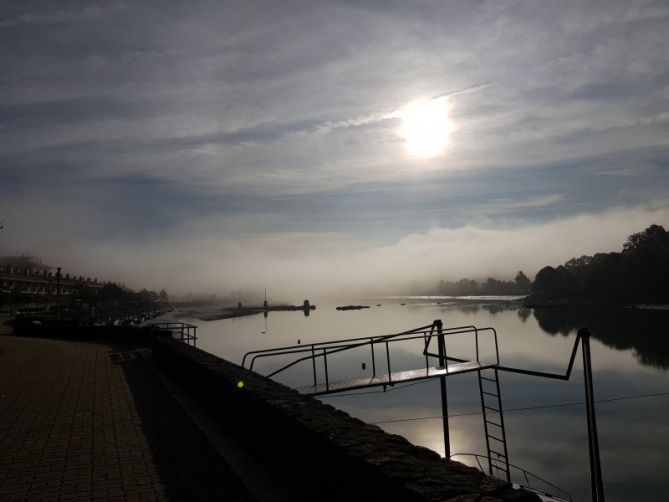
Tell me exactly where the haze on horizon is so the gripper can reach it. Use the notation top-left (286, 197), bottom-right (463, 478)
top-left (1, 1), bottom-right (668, 299)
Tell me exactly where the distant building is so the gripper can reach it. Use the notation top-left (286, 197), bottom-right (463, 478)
top-left (0, 265), bottom-right (106, 296)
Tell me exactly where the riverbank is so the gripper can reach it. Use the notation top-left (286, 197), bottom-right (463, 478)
top-left (0, 333), bottom-right (257, 500)
top-left (1, 323), bottom-right (539, 501)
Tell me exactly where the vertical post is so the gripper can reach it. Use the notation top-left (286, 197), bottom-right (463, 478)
top-left (435, 320), bottom-right (450, 458)
top-left (494, 367), bottom-right (510, 481)
top-left (311, 345), bottom-right (317, 387)
top-left (385, 341), bottom-right (391, 382)
top-left (323, 348), bottom-right (329, 392)
top-left (370, 338), bottom-right (376, 377)
top-left (56, 267), bottom-right (61, 320)
top-left (580, 328), bottom-right (605, 502)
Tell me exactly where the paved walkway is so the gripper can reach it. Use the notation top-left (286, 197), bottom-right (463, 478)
top-left (0, 332), bottom-right (256, 501)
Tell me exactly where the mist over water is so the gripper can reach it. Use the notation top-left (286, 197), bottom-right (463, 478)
top-left (8, 205), bottom-right (668, 299)
top-left (169, 299), bottom-right (669, 502)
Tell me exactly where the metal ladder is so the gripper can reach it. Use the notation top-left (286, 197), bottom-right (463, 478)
top-left (478, 367), bottom-right (510, 481)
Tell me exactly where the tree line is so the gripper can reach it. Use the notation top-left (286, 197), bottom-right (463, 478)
top-left (530, 224), bottom-right (669, 305)
top-left (434, 271), bottom-right (532, 296)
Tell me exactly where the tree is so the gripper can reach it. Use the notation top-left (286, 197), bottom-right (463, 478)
top-left (623, 224), bottom-right (667, 253)
top-left (532, 266), bottom-right (576, 297)
top-left (529, 224), bottom-right (669, 304)
top-left (159, 289), bottom-right (169, 303)
top-left (514, 271), bottom-right (531, 292)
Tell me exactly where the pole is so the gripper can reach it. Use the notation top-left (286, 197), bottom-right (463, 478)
top-left (580, 328), bottom-right (605, 502)
top-left (435, 320), bottom-right (450, 457)
top-left (56, 267), bottom-right (61, 320)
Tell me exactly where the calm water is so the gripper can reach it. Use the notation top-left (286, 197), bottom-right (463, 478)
top-left (173, 299), bottom-right (669, 502)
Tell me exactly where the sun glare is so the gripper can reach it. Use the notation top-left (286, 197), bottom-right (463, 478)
top-left (399, 97), bottom-right (453, 159)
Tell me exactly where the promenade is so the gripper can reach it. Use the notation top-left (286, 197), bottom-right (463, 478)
top-left (0, 326), bottom-right (256, 501)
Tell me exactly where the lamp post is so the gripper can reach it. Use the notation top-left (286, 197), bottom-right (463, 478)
top-left (56, 267), bottom-right (61, 320)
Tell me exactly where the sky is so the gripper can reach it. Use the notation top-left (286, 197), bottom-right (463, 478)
top-left (1, 0), bottom-right (668, 297)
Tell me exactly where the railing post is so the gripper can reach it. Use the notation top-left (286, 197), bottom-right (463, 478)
top-left (370, 338), bottom-right (376, 377)
top-left (424, 332), bottom-right (429, 370)
top-left (323, 348), bottom-right (329, 392)
top-left (580, 328), bottom-right (605, 502)
top-left (385, 341), bottom-right (391, 383)
top-left (435, 319), bottom-right (450, 458)
top-left (311, 346), bottom-right (317, 387)
top-left (475, 328), bottom-right (479, 362)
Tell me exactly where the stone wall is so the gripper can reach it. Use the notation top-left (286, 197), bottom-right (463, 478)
top-left (12, 319), bottom-right (154, 346)
top-left (152, 336), bottom-right (539, 502)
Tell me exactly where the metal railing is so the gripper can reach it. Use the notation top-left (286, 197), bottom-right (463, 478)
top-left (241, 321), bottom-right (499, 392)
top-left (150, 322), bottom-right (198, 347)
top-left (496, 328), bottom-right (605, 502)
top-left (450, 453), bottom-right (573, 502)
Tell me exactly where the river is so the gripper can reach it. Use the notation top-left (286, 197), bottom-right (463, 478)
top-left (171, 298), bottom-right (669, 502)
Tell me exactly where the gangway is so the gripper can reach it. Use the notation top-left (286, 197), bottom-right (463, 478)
top-left (243, 320), bottom-right (507, 472)
top-left (242, 321), bottom-right (499, 395)
top-left (242, 320), bottom-right (605, 502)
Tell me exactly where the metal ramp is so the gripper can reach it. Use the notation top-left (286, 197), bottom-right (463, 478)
top-left (242, 320), bottom-right (605, 502)
top-left (298, 360), bottom-right (494, 396)
top-left (478, 367), bottom-right (510, 481)
top-left (242, 321), bottom-right (501, 397)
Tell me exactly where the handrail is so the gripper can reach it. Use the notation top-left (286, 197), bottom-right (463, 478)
top-left (149, 322), bottom-right (198, 347)
top-left (245, 324), bottom-right (480, 372)
top-left (241, 321), bottom-right (500, 393)
top-left (242, 322), bottom-right (435, 367)
top-left (243, 323), bottom-right (495, 369)
top-left (263, 329), bottom-right (437, 378)
top-left (423, 326), bottom-right (498, 365)
top-left (496, 329), bottom-right (582, 380)
top-left (450, 453), bottom-right (573, 502)
top-left (496, 328), bottom-right (605, 502)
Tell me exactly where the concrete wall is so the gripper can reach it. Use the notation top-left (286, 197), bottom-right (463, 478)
top-left (152, 336), bottom-right (539, 502)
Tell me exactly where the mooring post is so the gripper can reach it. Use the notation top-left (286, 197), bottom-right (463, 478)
top-left (580, 328), bottom-right (605, 502)
top-left (435, 319), bottom-right (450, 457)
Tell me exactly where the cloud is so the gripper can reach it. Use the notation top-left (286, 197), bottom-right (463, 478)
top-left (0, 3), bottom-right (126, 27)
top-left (1, 0), bottom-right (668, 297)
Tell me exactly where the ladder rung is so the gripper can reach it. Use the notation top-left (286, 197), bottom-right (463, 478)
top-left (485, 406), bottom-right (500, 412)
top-left (482, 391), bottom-right (498, 397)
top-left (488, 435), bottom-right (505, 443)
top-left (490, 462), bottom-right (509, 471)
top-left (480, 376), bottom-right (496, 382)
top-left (489, 450), bottom-right (506, 458)
top-left (485, 420), bottom-right (502, 427)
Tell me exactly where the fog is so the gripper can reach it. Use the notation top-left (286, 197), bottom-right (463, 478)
top-left (5, 204), bottom-right (666, 301)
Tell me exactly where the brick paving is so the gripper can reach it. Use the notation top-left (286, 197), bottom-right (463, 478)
top-left (0, 333), bottom-right (256, 501)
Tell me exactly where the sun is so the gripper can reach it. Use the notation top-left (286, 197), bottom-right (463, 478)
top-left (399, 97), bottom-right (453, 159)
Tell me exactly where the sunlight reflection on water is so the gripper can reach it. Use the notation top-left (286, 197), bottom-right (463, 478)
top-left (170, 299), bottom-right (669, 502)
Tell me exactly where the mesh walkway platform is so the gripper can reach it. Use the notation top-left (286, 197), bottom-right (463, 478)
top-left (297, 360), bottom-right (494, 396)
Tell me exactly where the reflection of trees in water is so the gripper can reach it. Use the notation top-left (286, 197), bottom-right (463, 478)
top-left (533, 308), bottom-right (669, 369)
top-left (446, 303), bottom-right (520, 315)
top-left (517, 308), bottom-right (531, 322)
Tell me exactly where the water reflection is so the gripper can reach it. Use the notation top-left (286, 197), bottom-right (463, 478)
top-left (533, 308), bottom-right (669, 369)
top-left (181, 300), bottom-right (669, 502)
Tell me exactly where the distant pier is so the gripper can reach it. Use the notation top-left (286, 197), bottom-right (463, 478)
top-left (195, 300), bottom-right (316, 320)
